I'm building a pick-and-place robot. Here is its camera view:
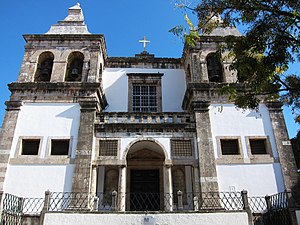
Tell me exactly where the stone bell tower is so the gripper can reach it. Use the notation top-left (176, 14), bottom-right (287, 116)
top-left (0, 3), bottom-right (107, 193)
top-left (182, 18), bottom-right (242, 192)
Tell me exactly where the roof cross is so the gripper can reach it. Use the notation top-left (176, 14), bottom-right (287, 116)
top-left (139, 36), bottom-right (150, 52)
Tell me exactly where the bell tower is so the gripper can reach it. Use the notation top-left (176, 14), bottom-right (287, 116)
top-left (0, 3), bottom-right (107, 192)
top-left (182, 19), bottom-right (241, 192)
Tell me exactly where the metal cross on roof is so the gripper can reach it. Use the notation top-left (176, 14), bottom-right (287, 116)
top-left (139, 36), bottom-right (150, 52)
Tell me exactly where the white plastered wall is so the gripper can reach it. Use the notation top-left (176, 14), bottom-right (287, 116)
top-left (102, 68), bottom-right (186, 112)
top-left (209, 104), bottom-right (285, 195)
top-left (4, 103), bottom-right (80, 197)
top-left (43, 212), bottom-right (249, 225)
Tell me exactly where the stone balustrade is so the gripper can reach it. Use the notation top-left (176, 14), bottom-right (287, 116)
top-left (96, 112), bottom-right (194, 125)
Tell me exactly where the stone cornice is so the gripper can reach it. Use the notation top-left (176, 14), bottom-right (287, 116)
top-left (9, 82), bottom-right (101, 91)
top-left (23, 34), bottom-right (108, 61)
top-left (78, 97), bottom-right (98, 112)
top-left (265, 101), bottom-right (284, 111)
top-left (5, 101), bottom-right (22, 111)
top-left (107, 56), bottom-right (182, 69)
top-left (182, 83), bottom-right (250, 111)
top-left (8, 82), bottom-right (107, 110)
top-left (95, 123), bottom-right (195, 133)
top-left (23, 34), bottom-right (104, 42)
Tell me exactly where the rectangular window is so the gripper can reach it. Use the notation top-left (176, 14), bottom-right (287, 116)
top-left (132, 85), bottom-right (157, 112)
top-left (21, 139), bottom-right (40, 155)
top-left (249, 139), bottom-right (267, 154)
top-left (171, 140), bottom-right (193, 157)
top-left (127, 73), bottom-right (163, 112)
top-left (99, 140), bottom-right (118, 156)
top-left (220, 139), bottom-right (239, 155)
top-left (51, 139), bottom-right (70, 155)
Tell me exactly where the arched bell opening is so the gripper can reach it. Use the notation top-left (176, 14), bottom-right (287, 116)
top-left (206, 52), bottom-right (223, 83)
top-left (34, 52), bottom-right (54, 82)
top-left (65, 52), bottom-right (84, 82)
top-left (125, 140), bottom-right (166, 211)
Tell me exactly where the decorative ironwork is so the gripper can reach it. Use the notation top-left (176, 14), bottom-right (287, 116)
top-left (248, 196), bottom-right (267, 213)
top-left (128, 192), bottom-right (161, 211)
top-left (269, 192), bottom-right (288, 210)
top-left (1, 193), bottom-right (23, 225)
top-left (22, 198), bottom-right (44, 215)
top-left (0, 190), bottom-right (294, 225)
top-left (262, 192), bottom-right (292, 225)
top-left (49, 192), bottom-right (93, 211)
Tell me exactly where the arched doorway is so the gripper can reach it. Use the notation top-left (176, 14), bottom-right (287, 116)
top-left (126, 140), bottom-right (165, 211)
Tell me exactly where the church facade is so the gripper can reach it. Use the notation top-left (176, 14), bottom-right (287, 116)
top-left (0, 4), bottom-right (298, 214)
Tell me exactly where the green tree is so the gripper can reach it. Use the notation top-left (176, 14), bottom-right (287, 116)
top-left (173, 0), bottom-right (300, 121)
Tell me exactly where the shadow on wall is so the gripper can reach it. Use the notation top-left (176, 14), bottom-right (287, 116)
top-left (56, 104), bottom-right (81, 193)
top-left (102, 69), bottom-right (128, 112)
top-left (56, 104), bottom-right (81, 140)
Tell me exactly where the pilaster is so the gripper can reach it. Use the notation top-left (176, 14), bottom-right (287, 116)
top-left (266, 101), bottom-right (300, 204)
top-left (118, 165), bottom-right (126, 211)
top-left (71, 97), bottom-right (97, 194)
top-left (164, 164), bottom-right (173, 211)
top-left (193, 101), bottom-right (219, 192)
top-left (0, 101), bottom-right (22, 191)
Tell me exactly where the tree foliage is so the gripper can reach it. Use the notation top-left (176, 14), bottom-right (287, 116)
top-left (173, 0), bottom-right (300, 122)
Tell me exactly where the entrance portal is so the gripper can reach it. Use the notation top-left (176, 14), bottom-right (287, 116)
top-left (126, 140), bottom-right (166, 211)
top-left (130, 169), bottom-right (160, 211)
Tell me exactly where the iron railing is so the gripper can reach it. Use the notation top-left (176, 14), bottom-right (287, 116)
top-left (47, 191), bottom-right (245, 212)
top-left (22, 197), bottom-right (44, 215)
top-left (248, 196), bottom-right (267, 213)
top-left (1, 193), bottom-right (23, 225)
top-left (0, 191), bottom-right (294, 215)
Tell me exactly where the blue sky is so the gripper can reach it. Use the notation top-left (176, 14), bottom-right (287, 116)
top-left (0, 0), bottom-right (298, 137)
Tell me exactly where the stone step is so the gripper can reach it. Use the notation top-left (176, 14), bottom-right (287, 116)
top-left (0, 167), bottom-right (6, 173)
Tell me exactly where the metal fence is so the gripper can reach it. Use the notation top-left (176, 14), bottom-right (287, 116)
top-left (47, 191), bottom-right (246, 212)
top-left (248, 196), bottom-right (267, 213)
top-left (0, 191), bottom-right (279, 214)
top-left (0, 190), bottom-right (295, 225)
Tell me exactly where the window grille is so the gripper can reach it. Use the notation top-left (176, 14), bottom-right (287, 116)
top-left (220, 139), bottom-right (239, 155)
top-left (99, 140), bottom-right (118, 156)
top-left (250, 139), bottom-right (267, 154)
top-left (132, 85), bottom-right (157, 112)
top-left (171, 140), bottom-right (193, 157)
top-left (22, 139), bottom-right (40, 155)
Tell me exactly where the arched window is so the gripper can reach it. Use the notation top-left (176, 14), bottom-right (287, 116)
top-left (206, 53), bottom-right (223, 82)
top-left (34, 52), bottom-right (54, 82)
top-left (65, 52), bottom-right (84, 82)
